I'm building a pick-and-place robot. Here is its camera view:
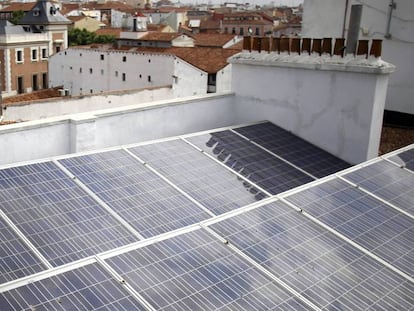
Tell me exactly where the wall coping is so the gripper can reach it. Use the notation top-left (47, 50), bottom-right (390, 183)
top-left (229, 51), bottom-right (395, 74)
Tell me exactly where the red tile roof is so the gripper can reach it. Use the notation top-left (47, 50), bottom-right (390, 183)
top-left (95, 27), bottom-right (122, 38)
top-left (139, 32), bottom-right (182, 41)
top-left (193, 33), bottom-right (239, 48)
top-left (0, 2), bottom-right (36, 12)
top-left (118, 46), bottom-right (241, 73)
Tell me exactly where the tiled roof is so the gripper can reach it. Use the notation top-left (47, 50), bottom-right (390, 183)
top-left (0, 2), bottom-right (36, 12)
top-left (121, 46), bottom-right (241, 73)
top-left (67, 15), bottom-right (86, 22)
top-left (59, 3), bottom-right (79, 15)
top-left (147, 24), bottom-right (168, 31)
top-left (139, 32), bottom-right (181, 41)
top-left (3, 87), bottom-right (62, 106)
top-left (199, 19), bottom-right (221, 30)
top-left (193, 33), bottom-right (238, 48)
top-left (95, 27), bottom-right (122, 38)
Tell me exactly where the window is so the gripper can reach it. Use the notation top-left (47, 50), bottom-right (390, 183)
top-left (42, 73), bottom-right (48, 89)
top-left (239, 27), bottom-right (244, 35)
top-left (122, 73), bottom-right (126, 81)
top-left (16, 49), bottom-right (23, 63)
top-left (224, 27), bottom-right (228, 33)
top-left (101, 69), bottom-right (104, 75)
top-left (255, 27), bottom-right (260, 36)
top-left (79, 67), bottom-right (82, 73)
top-left (31, 48), bottom-right (38, 61)
top-left (100, 54), bottom-right (104, 60)
top-left (122, 56), bottom-right (126, 62)
top-left (232, 27), bottom-right (236, 34)
top-left (17, 76), bottom-right (24, 94)
top-left (90, 89), bottom-right (93, 94)
top-left (148, 59), bottom-right (151, 63)
top-left (148, 75), bottom-right (151, 82)
top-left (33, 8), bottom-right (40, 16)
top-left (32, 74), bottom-right (38, 91)
top-left (56, 46), bottom-right (61, 53)
top-left (89, 68), bottom-right (93, 74)
top-left (115, 71), bottom-right (118, 77)
top-left (41, 47), bottom-right (48, 60)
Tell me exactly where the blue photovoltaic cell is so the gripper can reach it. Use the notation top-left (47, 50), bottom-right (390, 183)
top-left (186, 131), bottom-right (314, 195)
top-left (285, 178), bottom-right (414, 277)
top-left (343, 160), bottom-right (414, 215)
top-left (59, 150), bottom-right (211, 238)
top-left (0, 162), bottom-right (138, 267)
top-left (0, 216), bottom-right (45, 284)
top-left (234, 122), bottom-right (350, 178)
top-left (128, 140), bottom-right (267, 215)
top-left (209, 201), bottom-right (414, 310)
top-left (389, 147), bottom-right (414, 172)
top-left (106, 229), bottom-right (310, 311)
top-left (0, 263), bottom-right (147, 310)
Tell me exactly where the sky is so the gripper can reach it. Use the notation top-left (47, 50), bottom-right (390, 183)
top-left (182, 0), bottom-right (303, 6)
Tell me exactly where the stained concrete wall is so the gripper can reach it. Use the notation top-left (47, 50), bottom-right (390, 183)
top-left (229, 51), bottom-right (394, 164)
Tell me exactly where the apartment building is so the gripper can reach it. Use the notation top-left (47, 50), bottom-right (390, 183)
top-left (0, 20), bottom-right (49, 96)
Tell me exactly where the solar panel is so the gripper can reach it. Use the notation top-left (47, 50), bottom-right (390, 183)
top-left (234, 122), bottom-right (350, 178)
top-left (59, 150), bottom-right (211, 238)
top-left (128, 139), bottom-right (267, 215)
top-left (0, 162), bottom-right (138, 267)
top-left (0, 263), bottom-right (147, 310)
top-left (389, 147), bottom-right (414, 172)
top-left (342, 160), bottom-right (414, 216)
top-left (285, 178), bottom-right (414, 277)
top-left (105, 229), bottom-right (311, 310)
top-left (186, 130), bottom-right (314, 195)
top-left (0, 216), bottom-right (45, 284)
top-left (209, 201), bottom-right (414, 310)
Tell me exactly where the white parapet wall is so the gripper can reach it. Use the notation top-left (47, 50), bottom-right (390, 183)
top-left (229, 49), bottom-right (395, 164)
top-left (0, 93), bottom-right (235, 166)
top-left (3, 86), bottom-right (173, 122)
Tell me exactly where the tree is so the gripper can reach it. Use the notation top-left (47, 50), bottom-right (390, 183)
top-left (68, 28), bottom-right (115, 46)
top-left (10, 10), bottom-right (25, 25)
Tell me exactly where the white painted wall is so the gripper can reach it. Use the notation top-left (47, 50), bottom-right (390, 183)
top-left (173, 58), bottom-right (207, 97)
top-left (216, 64), bottom-right (232, 93)
top-left (48, 48), bottom-right (211, 98)
top-left (302, 0), bottom-right (414, 114)
top-left (229, 52), bottom-right (394, 164)
top-left (0, 93), bottom-right (235, 166)
top-left (3, 87), bottom-right (173, 122)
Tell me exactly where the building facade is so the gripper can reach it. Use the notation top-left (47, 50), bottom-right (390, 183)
top-left (48, 47), bottom-right (209, 97)
top-left (0, 20), bottom-right (49, 96)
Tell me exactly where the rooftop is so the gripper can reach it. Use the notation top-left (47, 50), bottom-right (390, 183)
top-left (0, 120), bottom-right (412, 309)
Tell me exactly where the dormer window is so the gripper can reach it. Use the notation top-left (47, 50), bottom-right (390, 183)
top-left (33, 8), bottom-right (40, 16)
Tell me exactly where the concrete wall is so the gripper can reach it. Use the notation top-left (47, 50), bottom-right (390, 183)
top-left (302, 0), bottom-right (414, 115)
top-left (3, 87), bottom-right (173, 122)
top-left (229, 52), bottom-right (394, 164)
top-left (0, 93), bottom-right (235, 166)
top-left (216, 64), bottom-right (232, 93)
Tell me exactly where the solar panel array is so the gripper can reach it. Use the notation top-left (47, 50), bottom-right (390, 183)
top-left (1, 121), bottom-right (413, 311)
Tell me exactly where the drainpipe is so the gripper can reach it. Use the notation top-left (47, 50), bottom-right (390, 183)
top-left (385, 0), bottom-right (396, 39)
top-left (346, 4), bottom-right (363, 55)
top-left (342, 0), bottom-right (349, 38)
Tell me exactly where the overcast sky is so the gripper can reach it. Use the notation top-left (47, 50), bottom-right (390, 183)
top-left (183, 0), bottom-right (303, 6)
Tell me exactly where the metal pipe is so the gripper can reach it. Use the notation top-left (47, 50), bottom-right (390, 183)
top-left (342, 0), bottom-right (350, 38)
top-left (346, 4), bottom-right (363, 55)
top-left (385, 0), bottom-right (396, 39)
